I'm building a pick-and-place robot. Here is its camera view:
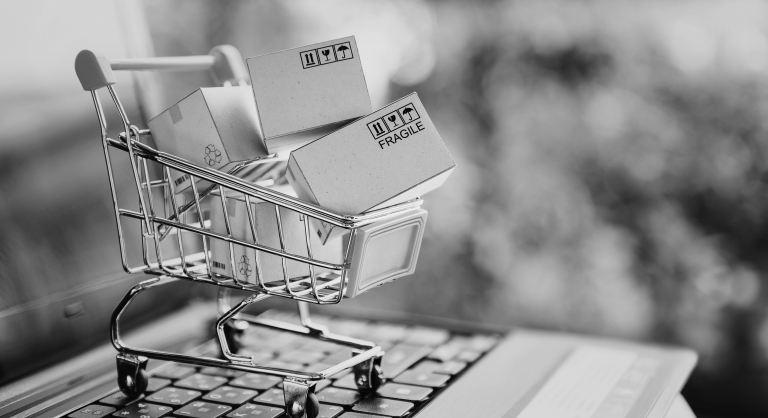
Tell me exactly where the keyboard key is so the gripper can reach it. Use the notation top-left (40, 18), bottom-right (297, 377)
top-left (145, 387), bottom-right (201, 406)
top-left (455, 350), bottom-right (482, 363)
top-left (328, 367), bottom-right (351, 380)
top-left (378, 341), bottom-right (396, 351)
top-left (259, 332), bottom-right (299, 351)
top-left (278, 349), bottom-right (326, 365)
top-left (322, 348), bottom-right (356, 365)
top-left (236, 350), bottom-right (275, 365)
top-left (468, 335), bottom-right (498, 352)
top-left (381, 344), bottom-right (432, 379)
top-left (146, 378), bottom-right (171, 392)
top-left (203, 386), bottom-right (258, 405)
top-left (393, 370), bottom-right (450, 388)
top-left (264, 359), bottom-right (306, 371)
top-left (327, 319), bottom-right (369, 338)
top-left (153, 365), bottom-right (196, 380)
top-left (376, 383), bottom-right (432, 402)
top-left (252, 388), bottom-right (284, 406)
top-left (175, 401), bottom-right (232, 418)
top-left (426, 343), bottom-right (461, 362)
top-left (436, 360), bottom-right (468, 375)
top-left (352, 397), bottom-right (413, 417)
top-left (200, 367), bottom-right (246, 378)
top-left (316, 379), bottom-right (333, 392)
top-left (99, 392), bottom-right (137, 407)
top-left (315, 387), bottom-right (361, 406)
top-left (304, 363), bottom-right (335, 374)
top-left (413, 360), bottom-right (467, 375)
top-left (276, 379), bottom-right (331, 391)
top-left (365, 324), bottom-right (408, 343)
top-left (226, 403), bottom-right (283, 418)
top-left (69, 404), bottom-right (115, 418)
top-left (112, 402), bottom-right (171, 418)
top-left (175, 373), bottom-right (229, 391)
top-left (338, 413), bottom-right (381, 418)
top-left (230, 374), bottom-right (281, 391)
top-left (318, 403), bottom-right (344, 418)
top-left (296, 338), bottom-right (345, 354)
top-left (401, 327), bottom-right (449, 346)
top-left (331, 374), bottom-right (357, 390)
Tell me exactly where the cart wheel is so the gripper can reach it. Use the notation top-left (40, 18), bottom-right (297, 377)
top-left (304, 393), bottom-right (319, 418)
top-left (223, 319), bottom-right (248, 355)
top-left (284, 385), bottom-right (319, 418)
top-left (116, 353), bottom-right (148, 398)
top-left (353, 354), bottom-right (384, 394)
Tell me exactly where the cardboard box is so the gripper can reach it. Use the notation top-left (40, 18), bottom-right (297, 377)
top-left (207, 193), bottom-right (255, 283)
top-left (246, 36), bottom-right (371, 153)
top-left (308, 208), bottom-right (428, 298)
top-left (148, 86), bottom-right (268, 193)
top-left (287, 92), bottom-right (454, 242)
top-left (207, 192), bottom-right (309, 284)
top-left (249, 200), bottom-right (311, 285)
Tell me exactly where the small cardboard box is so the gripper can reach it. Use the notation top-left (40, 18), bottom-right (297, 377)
top-left (207, 194), bottom-right (255, 283)
top-left (148, 86), bottom-right (268, 193)
top-left (308, 208), bottom-right (428, 298)
top-left (207, 192), bottom-right (309, 284)
top-left (249, 201), bottom-right (310, 285)
top-left (287, 92), bottom-right (454, 242)
top-left (246, 36), bottom-right (371, 153)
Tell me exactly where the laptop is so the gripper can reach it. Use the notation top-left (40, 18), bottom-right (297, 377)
top-left (0, 1), bottom-right (697, 417)
top-left (1, 298), bottom-right (696, 418)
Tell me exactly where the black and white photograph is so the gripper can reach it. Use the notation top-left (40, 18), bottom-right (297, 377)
top-left (1, 1), bottom-right (767, 417)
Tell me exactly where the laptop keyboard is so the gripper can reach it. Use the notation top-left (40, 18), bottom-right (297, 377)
top-left (67, 310), bottom-right (500, 418)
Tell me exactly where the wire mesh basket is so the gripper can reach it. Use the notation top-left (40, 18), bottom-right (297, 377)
top-left (75, 45), bottom-right (428, 418)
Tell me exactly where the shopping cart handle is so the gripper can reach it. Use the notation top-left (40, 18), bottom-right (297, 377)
top-left (75, 45), bottom-right (248, 91)
top-left (75, 50), bottom-right (117, 91)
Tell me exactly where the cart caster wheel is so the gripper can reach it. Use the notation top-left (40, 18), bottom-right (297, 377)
top-left (223, 319), bottom-right (248, 355)
top-left (284, 382), bottom-right (319, 418)
top-left (303, 393), bottom-right (319, 418)
top-left (116, 353), bottom-right (148, 398)
top-left (353, 354), bottom-right (384, 394)
top-left (286, 392), bottom-right (319, 418)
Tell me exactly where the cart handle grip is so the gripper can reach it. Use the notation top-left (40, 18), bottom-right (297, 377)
top-left (75, 45), bottom-right (248, 91)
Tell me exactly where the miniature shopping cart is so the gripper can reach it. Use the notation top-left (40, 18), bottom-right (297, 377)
top-left (75, 46), bottom-right (428, 418)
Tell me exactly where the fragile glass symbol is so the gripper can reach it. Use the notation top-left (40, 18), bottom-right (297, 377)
top-left (322, 49), bottom-right (331, 61)
top-left (337, 45), bottom-right (349, 58)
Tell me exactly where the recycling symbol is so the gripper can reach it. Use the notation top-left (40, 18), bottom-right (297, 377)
top-left (238, 255), bottom-right (252, 278)
top-left (204, 144), bottom-right (222, 166)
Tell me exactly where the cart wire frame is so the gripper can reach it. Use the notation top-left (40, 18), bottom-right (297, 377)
top-left (76, 46), bottom-right (422, 418)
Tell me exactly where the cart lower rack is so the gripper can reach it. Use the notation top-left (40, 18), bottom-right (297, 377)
top-left (75, 46), bottom-right (428, 418)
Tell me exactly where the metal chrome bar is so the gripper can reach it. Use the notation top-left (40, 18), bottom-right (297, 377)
top-left (189, 176), bottom-right (214, 280)
top-left (111, 278), bottom-right (377, 380)
top-left (106, 137), bottom-right (423, 229)
top-left (216, 292), bottom-right (270, 363)
top-left (91, 91), bottom-right (137, 275)
top-left (118, 209), bottom-right (346, 270)
top-left (165, 166), bottom-right (190, 277)
top-left (302, 216), bottom-right (319, 303)
top-left (110, 56), bottom-right (216, 71)
top-left (243, 195), bottom-right (266, 288)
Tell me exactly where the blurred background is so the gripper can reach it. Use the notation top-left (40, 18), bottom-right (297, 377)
top-left (3, 0), bottom-right (768, 416)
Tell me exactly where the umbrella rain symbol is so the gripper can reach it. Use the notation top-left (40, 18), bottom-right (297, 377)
top-left (337, 45), bottom-right (349, 59)
top-left (402, 107), bottom-right (414, 121)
